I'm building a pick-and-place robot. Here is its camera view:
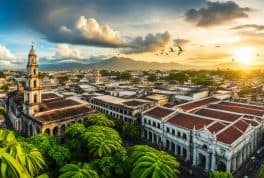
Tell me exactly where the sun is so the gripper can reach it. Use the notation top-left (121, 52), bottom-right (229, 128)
top-left (234, 47), bottom-right (255, 65)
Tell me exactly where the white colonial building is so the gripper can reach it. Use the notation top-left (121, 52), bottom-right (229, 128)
top-left (142, 97), bottom-right (264, 173)
top-left (91, 95), bottom-right (154, 124)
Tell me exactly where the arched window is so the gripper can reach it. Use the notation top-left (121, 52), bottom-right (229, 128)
top-left (33, 69), bottom-right (36, 75)
top-left (33, 80), bottom-right (37, 88)
top-left (34, 94), bottom-right (37, 103)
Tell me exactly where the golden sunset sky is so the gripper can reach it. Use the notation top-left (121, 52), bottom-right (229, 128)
top-left (0, 0), bottom-right (264, 69)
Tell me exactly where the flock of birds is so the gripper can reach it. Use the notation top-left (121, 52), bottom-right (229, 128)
top-left (154, 45), bottom-right (184, 56)
top-left (116, 43), bottom-right (261, 63)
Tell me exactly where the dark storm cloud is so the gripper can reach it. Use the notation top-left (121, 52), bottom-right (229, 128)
top-left (231, 24), bottom-right (264, 31)
top-left (185, 1), bottom-right (251, 27)
top-left (122, 31), bottom-right (174, 54)
top-left (1, 0), bottom-right (205, 48)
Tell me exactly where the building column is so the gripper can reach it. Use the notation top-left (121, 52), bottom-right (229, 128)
top-left (232, 157), bottom-right (237, 171)
top-left (192, 146), bottom-right (197, 166)
top-left (186, 147), bottom-right (190, 160)
top-left (205, 154), bottom-right (209, 171)
top-left (211, 152), bottom-right (216, 171)
top-left (152, 132), bottom-right (154, 144)
top-left (226, 159), bottom-right (231, 172)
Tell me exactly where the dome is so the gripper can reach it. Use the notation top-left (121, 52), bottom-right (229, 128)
top-left (29, 45), bottom-right (36, 55)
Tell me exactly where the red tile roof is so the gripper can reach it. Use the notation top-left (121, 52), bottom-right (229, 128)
top-left (36, 105), bottom-right (94, 122)
top-left (242, 119), bottom-right (259, 127)
top-left (208, 104), bottom-right (264, 117)
top-left (144, 106), bottom-right (175, 120)
top-left (42, 93), bottom-right (59, 100)
top-left (208, 122), bottom-right (227, 134)
top-left (220, 102), bottom-right (264, 111)
top-left (40, 99), bottom-right (80, 111)
top-left (233, 120), bottom-right (249, 132)
top-left (217, 126), bottom-right (243, 144)
top-left (167, 113), bottom-right (214, 130)
top-left (123, 100), bottom-right (147, 107)
top-left (194, 108), bottom-right (241, 122)
top-left (178, 97), bottom-right (219, 111)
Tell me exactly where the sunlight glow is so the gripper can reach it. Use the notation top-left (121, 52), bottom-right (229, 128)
top-left (234, 47), bottom-right (255, 65)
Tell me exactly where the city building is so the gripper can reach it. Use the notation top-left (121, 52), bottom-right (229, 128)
top-left (142, 97), bottom-right (264, 173)
top-left (6, 46), bottom-right (95, 138)
top-left (91, 95), bottom-right (154, 123)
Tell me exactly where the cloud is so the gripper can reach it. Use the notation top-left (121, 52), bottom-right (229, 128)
top-left (0, 44), bottom-right (15, 60)
top-left (174, 39), bottom-right (190, 46)
top-left (54, 44), bottom-right (83, 60)
top-left (49, 16), bottom-right (123, 48)
top-left (185, 1), bottom-right (250, 27)
top-left (122, 31), bottom-right (174, 54)
top-left (231, 24), bottom-right (264, 31)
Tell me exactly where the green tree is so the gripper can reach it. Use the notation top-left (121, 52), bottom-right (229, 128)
top-left (147, 74), bottom-right (157, 82)
top-left (27, 134), bottom-right (70, 168)
top-left (65, 123), bottom-right (86, 138)
top-left (0, 106), bottom-right (5, 114)
top-left (83, 126), bottom-right (122, 158)
top-left (259, 165), bottom-right (264, 178)
top-left (91, 147), bottom-right (128, 178)
top-left (123, 124), bottom-right (141, 140)
top-left (1, 83), bottom-right (10, 92)
top-left (165, 72), bottom-right (188, 84)
top-left (0, 129), bottom-right (47, 178)
top-left (209, 171), bottom-right (233, 178)
top-left (85, 113), bottom-right (114, 128)
top-left (128, 145), bottom-right (180, 178)
top-left (59, 162), bottom-right (98, 178)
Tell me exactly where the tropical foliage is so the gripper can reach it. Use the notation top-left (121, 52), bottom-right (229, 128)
top-left (59, 162), bottom-right (98, 178)
top-left (85, 113), bottom-right (115, 128)
top-left (0, 129), bottom-right (47, 178)
top-left (1, 113), bottom-right (184, 178)
top-left (128, 145), bottom-right (180, 178)
top-left (83, 126), bottom-right (122, 158)
top-left (209, 171), bottom-right (234, 178)
top-left (259, 165), bottom-right (264, 178)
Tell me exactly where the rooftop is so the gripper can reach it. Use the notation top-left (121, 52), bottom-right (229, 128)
top-left (177, 97), bottom-right (219, 111)
top-left (144, 106), bottom-right (175, 120)
top-left (194, 108), bottom-right (241, 123)
top-left (167, 113), bottom-right (214, 130)
top-left (36, 105), bottom-right (94, 123)
top-left (208, 103), bottom-right (264, 117)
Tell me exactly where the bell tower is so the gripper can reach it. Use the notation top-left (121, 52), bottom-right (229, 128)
top-left (23, 44), bottom-right (42, 115)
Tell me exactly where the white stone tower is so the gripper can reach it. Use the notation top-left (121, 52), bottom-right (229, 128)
top-left (23, 44), bottom-right (42, 115)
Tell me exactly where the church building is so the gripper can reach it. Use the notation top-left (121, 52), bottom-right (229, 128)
top-left (6, 45), bottom-right (95, 138)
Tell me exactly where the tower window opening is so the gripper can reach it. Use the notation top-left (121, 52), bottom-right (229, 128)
top-left (34, 94), bottom-right (37, 103)
top-left (33, 80), bottom-right (37, 88)
top-left (33, 69), bottom-right (36, 75)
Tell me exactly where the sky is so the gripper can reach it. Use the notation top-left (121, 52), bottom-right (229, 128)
top-left (0, 0), bottom-right (264, 69)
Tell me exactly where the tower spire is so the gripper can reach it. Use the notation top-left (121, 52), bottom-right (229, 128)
top-left (23, 45), bottom-right (41, 116)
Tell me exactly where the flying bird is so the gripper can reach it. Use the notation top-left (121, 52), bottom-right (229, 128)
top-left (215, 45), bottom-right (221, 48)
top-left (177, 45), bottom-right (184, 55)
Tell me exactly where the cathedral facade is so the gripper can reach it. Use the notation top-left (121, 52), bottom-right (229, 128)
top-left (6, 46), bottom-right (95, 138)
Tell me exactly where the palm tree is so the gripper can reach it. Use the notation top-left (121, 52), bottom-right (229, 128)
top-left (65, 123), bottom-right (86, 138)
top-left (0, 129), bottom-right (47, 178)
top-left (259, 165), bottom-right (264, 178)
top-left (83, 126), bottom-right (122, 158)
top-left (128, 145), bottom-right (180, 178)
top-left (85, 113), bottom-right (115, 128)
top-left (59, 162), bottom-right (98, 178)
top-left (123, 124), bottom-right (141, 140)
top-left (21, 143), bottom-right (47, 177)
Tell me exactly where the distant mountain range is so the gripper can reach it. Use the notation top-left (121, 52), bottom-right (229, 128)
top-left (40, 56), bottom-right (199, 71)
top-left (39, 56), bottom-right (263, 71)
